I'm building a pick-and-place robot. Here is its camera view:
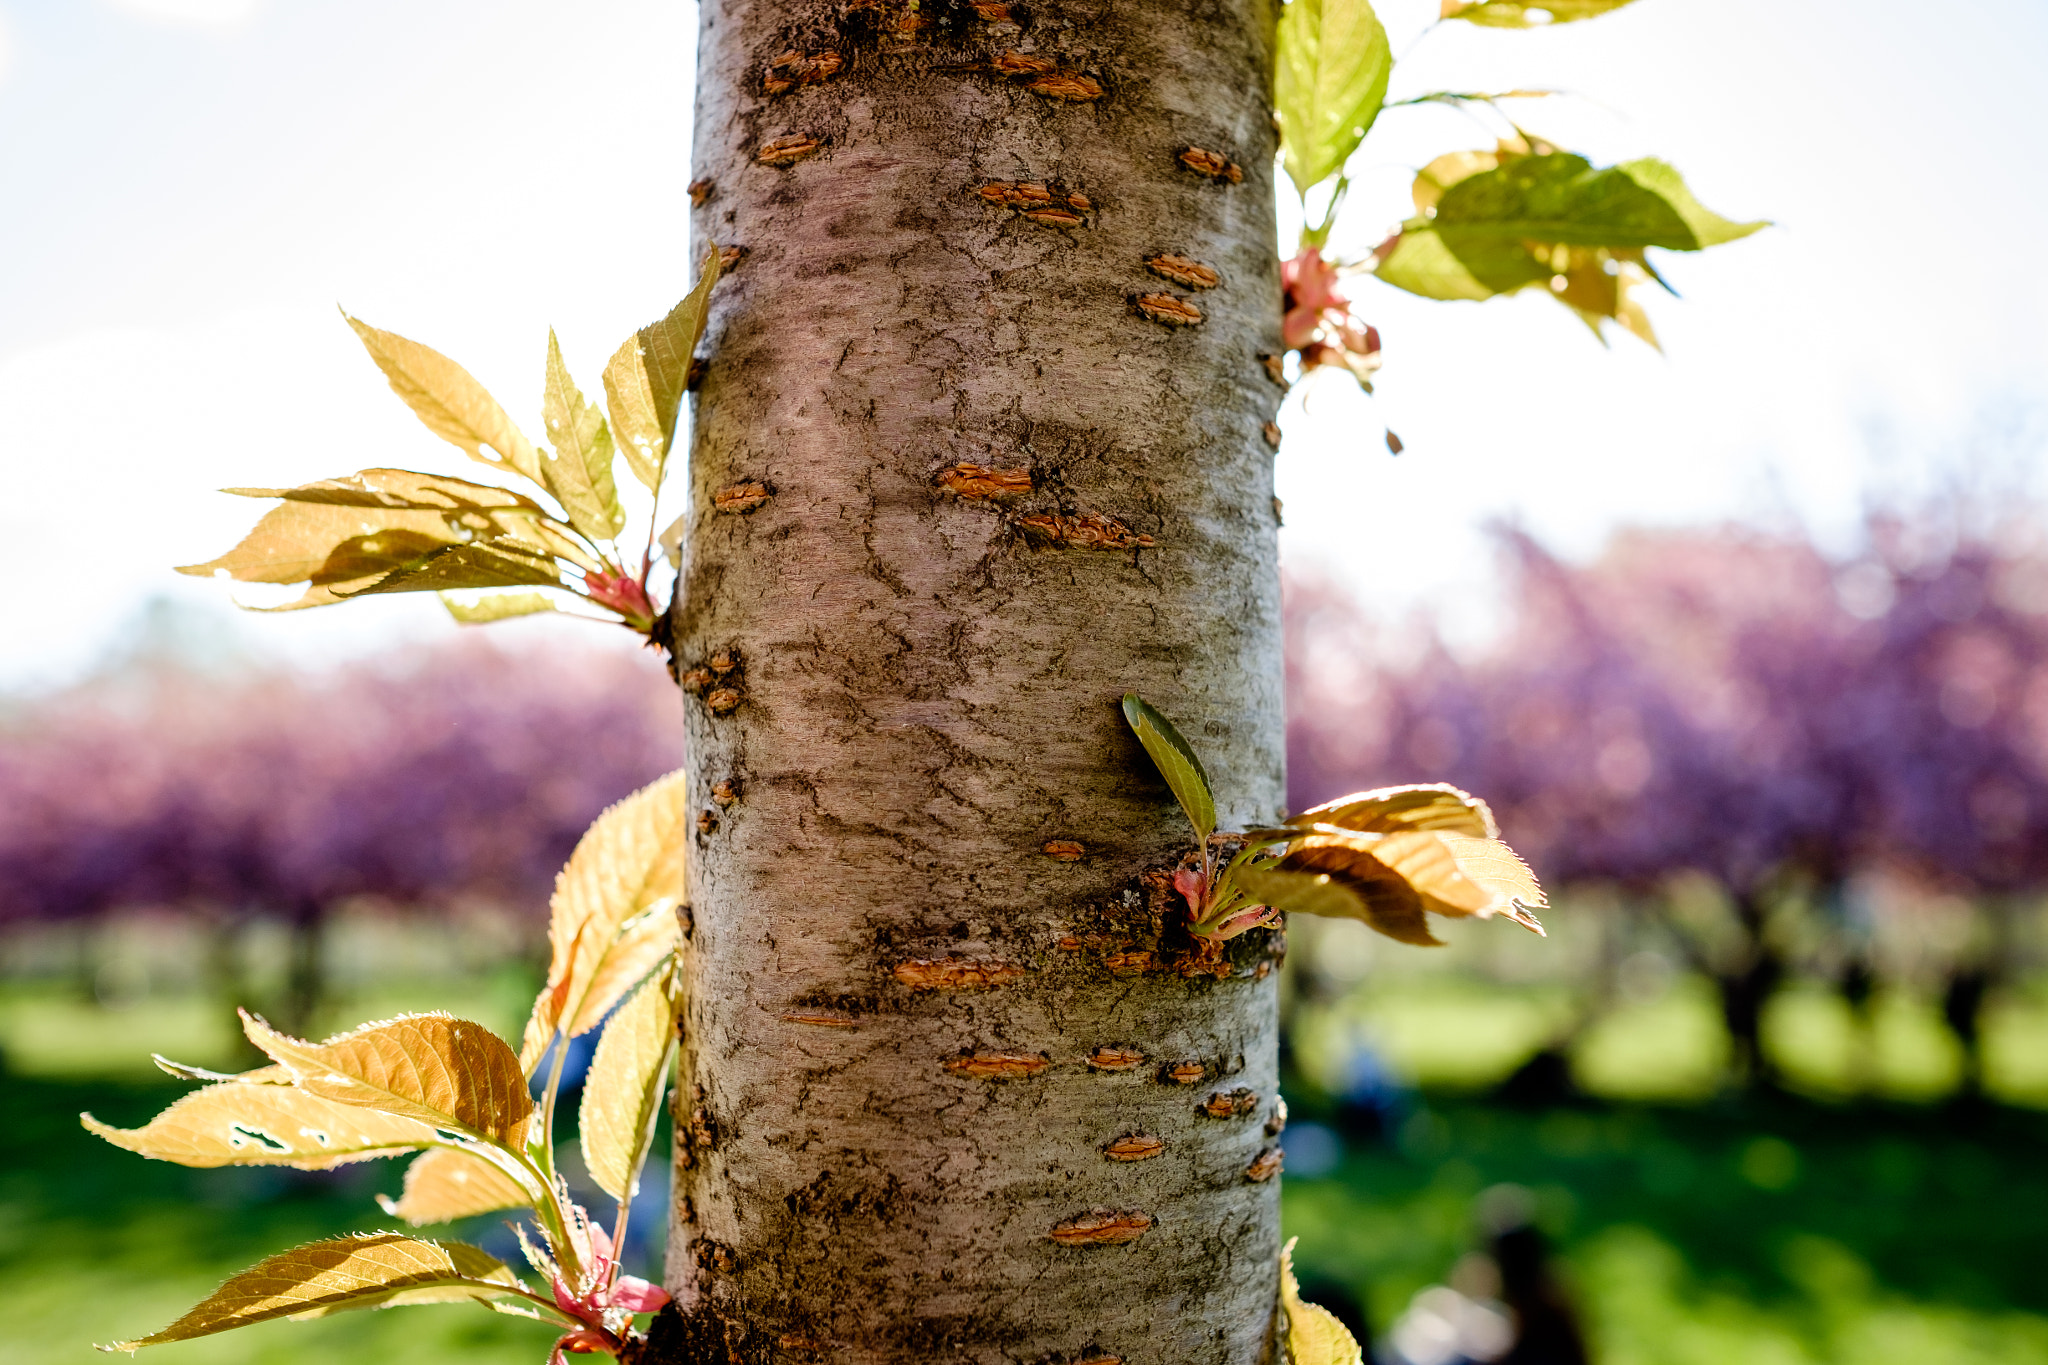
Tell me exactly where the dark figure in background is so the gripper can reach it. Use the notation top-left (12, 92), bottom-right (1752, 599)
top-left (1493, 1222), bottom-right (1590, 1365)
top-left (1942, 964), bottom-right (1992, 1100)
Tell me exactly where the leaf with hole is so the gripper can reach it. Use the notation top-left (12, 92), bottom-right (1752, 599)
top-left (605, 245), bottom-right (722, 493)
top-left (1275, 0), bottom-right (1393, 196)
top-left (579, 960), bottom-right (678, 1201)
top-left (541, 330), bottom-right (625, 542)
top-left (1121, 694), bottom-right (1218, 842)
top-left (378, 1146), bottom-right (532, 1225)
top-left (242, 1011), bottom-right (534, 1150)
top-left (344, 315), bottom-right (546, 488)
top-left (100, 1234), bottom-right (534, 1350)
top-left (1282, 1237), bottom-right (1364, 1365)
top-left (519, 771), bottom-right (689, 1072)
top-left (81, 1081), bottom-right (440, 1169)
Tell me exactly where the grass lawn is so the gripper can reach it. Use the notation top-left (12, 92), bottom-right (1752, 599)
top-left (1282, 1094), bottom-right (2048, 1365)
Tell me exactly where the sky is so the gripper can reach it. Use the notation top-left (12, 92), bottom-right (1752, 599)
top-left (1, 0), bottom-right (2043, 692)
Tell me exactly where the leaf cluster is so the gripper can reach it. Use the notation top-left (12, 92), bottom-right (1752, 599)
top-left (1271, 0), bottom-right (1763, 356)
top-left (81, 771), bottom-right (690, 1361)
top-left (179, 250), bottom-right (723, 635)
top-left (1122, 694), bottom-right (1547, 946)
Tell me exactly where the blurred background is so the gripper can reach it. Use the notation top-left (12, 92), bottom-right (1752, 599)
top-left (4, 0), bottom-right (2047, 1362)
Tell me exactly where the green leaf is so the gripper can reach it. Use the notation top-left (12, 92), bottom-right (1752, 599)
top-left (440, 590), bottom-right (559, 623)
top-left (579, 960), bottom-right (678, 1202)
top-left (604, 245), bottom-right (723, 494)
top-left (1441, 0), bottom-right (1644, 26)
top-left (1282, 1237), bottom-right (1364, 1365)
top-left (1433, 153), bottom-right (1765, 254)
top-left (541, 330), bottom-right (625, 542)
top-left (99, 1234), bottom-right (533, 1350)
top-left (1276, 0), bottom-right (1393, 196)
top-left (1120, 693), bottom-right (1218, 841)
top-left (343, 314), bottom-right (547, 489)
top-left (1371, 227), bottom-right (1498, 301)
top-left (82, 1081), bottom-right (439, 1169)
top-left (1375, 152), bottom-right (1764, 340)
top-left (340, 542), bottom-right (564, 598)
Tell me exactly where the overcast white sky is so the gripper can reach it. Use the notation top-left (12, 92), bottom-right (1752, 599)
top-left (2, 0), bottom-right (2043, 693)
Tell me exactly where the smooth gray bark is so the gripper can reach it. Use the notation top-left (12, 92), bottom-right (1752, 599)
top-left (655, 3), bottom-right (1285, 1360)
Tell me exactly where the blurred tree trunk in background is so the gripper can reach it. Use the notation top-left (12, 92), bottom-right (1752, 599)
top-left (650, 2), bottom-right (1289, 1360)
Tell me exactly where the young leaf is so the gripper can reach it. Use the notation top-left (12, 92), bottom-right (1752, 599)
top-left (379, 1146), bottom-right (532, 1225)
top-left (242, 1011), bottom-right (534, 1149)
top-left (604, 244), bottom-right (723, 493)
top-left (344, 315), bottom-right (547, 489)
top-left (339, 542), bottom-right (565, 598)
top-left (100, 1234), bottom-right (532, 1350)
top-left (541, 330), bottom-right (626, 543)
top-left (1233, 829), bottom-right (1546, 944)
top-left (1233, 854), bottom-right (1440, 945)
top-left (82, 1080), bottom-right (440, 1169)
top-left (1281, 1237), bottom-right (1364, 1365)
top-left (223, 468), bottom-right (599, 571)
top-left (518, 771), bottom-right (689, 1072)
top-left (440, 590), bottom-right (559, 624)
top-left (1442, 0), bottom-right (1643, 26)
top-left (579, 961), bottom-right (678, 1202)
top-left (1288, 784), bottom-right (1498, 838)
top-left (1120, 693), bottom-right (1218, 842)
top-left (176, 502), bottom-right (463, 610)
top-left (1276, 0), bottom-right (1394, 196)
top-left (151, 1055), bottom-right (290, 1083)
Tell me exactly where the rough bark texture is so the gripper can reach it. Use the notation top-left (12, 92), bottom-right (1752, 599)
top-left (656, 3), bottom-right (1285, 1361)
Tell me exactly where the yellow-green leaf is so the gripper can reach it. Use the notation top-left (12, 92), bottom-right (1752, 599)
top-left (379, 1146), bottom-right (532, 1225)
top-left (1235, 828), bottom-right (1546, 944)
top-left (1288, 784), bottom-right (1497, 838)
top-left (1442, 0), bottom-right (1642, 26)
top-left (1120, 693), bottom-right (1217, 842)
top-left (541, 330), bottom-right (625, 542)
top-left (580, 961), bottom-right (678, 1202)
top-left (440, 590), bottom-right (559, 624)
top-left (83, 1080), bottom-right (439, 1169)
top-left (1282, 1237), bottom-right (1364, 1365)
top-left (1276, 0), bottom-right (1393, 196)
top-left (222, 468), bottom-right (597, 571)
top-left (242, 1011), bottom-right (534, 1149)
top-left (344, 315), bottom-right (546, 488)
top-left (604, 245), bottom-right (722, 493)
top-left (176, 501), bottom-right (462, 609)
top-left (518, 772), bottom-right (689, 1072)
top-left (339, 542), bottom-right (564, 598)
top-left (151, 1055), bottom-right (290, 1083)
top-left (99, 1234), bottom-right (530, 1350)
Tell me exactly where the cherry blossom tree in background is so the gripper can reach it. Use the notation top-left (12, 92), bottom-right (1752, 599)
top-left (0, 638), bottom-right (680, 1032)
top-left (1288, 499), bottom-right (2048, 1091)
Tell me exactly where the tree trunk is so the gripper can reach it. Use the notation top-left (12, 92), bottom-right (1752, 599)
top-left (656, 3), bottom-right (1286, 1361)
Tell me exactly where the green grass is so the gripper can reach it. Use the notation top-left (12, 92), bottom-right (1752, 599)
top-left (1290, 973), bottom-right (2048, 1108)
top-left (1282, 1095), bottom-right (2048, 1365)
top-left (1, 1073), bottom-right (564, 1364)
